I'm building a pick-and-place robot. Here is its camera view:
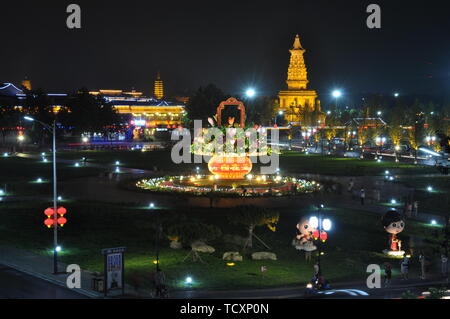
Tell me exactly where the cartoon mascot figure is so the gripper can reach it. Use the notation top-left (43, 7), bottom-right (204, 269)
top-left (293, 218), bottom-right (317, 253)
top-left (382, 210), bottom-right (406, 256)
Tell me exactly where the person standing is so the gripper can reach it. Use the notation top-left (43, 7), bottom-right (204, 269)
top-left (348, 179), bottom-right (354, 193)
top-left (384, 262), bottom-right (392, 287)
top-left (419, 253), bottom-right (426, 280)
top-left (360, 188), bottom-right (366, 205)
top-left (313, 262), bottom-right (320, 281)
top-left (413, 201), bottom-right (419, 217)
top-left (441, 254), bottom-right (448, 279)
top-left (400, 255), bottom-right (410, 280)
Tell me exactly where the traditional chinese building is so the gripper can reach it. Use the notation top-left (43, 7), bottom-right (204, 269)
top-left (278, 35), bottom-right (325, 126)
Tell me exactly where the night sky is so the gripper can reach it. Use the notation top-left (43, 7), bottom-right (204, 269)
top-left (1, 0), bottom-right (450, 102)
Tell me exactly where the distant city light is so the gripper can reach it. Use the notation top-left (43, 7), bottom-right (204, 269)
top-left (82, 137), bottom-right (89, 143)
top-left (3, 153), bottom-right (8, 157)
top-left (36, 178), bottom-right (43, 183)
top-left (431, 220), bottom-right (437, 226)
top-left (394, 93), bottom-right (399, 98)
top-left (427, 186), bottom-right (433, 192)
top-left (115, 161), bottom-right (121, 166)
top-left (17, 135), bottom-right (25, 142)
top-left (58, 196), bottom-right (63, 201)
top-left (115, 167), bottom-right (120, 173)
top-left (55, 246), bottom-right (62, 252)
top-left (185, 276), bottom-right (193, 284)
top-left (391, 199), bottom-right (397, 205)
top-left (149, 203), bottom-right (155, 209)
top-left (0, 189), bottom-right (4, 196)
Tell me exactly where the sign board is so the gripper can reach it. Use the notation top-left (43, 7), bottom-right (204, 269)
top-left (102, 247), bottom-right (126, 297)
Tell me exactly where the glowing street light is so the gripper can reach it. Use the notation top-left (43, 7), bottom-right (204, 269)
top-left (245, 88), bottom-right (256, 98)
top-left (55, 246), bottom-right (62, 252)
top-left (332, 90), bottom-right (342, 98)
top-left (391, 199), bottom-right (397, 205)
top-left (149, 203), bottom-right (155, 209)
top-left (24, 115), bottom-right (60, 274)
top-left (431, 220), bottom-right (438, 226)
top-left (394, 93), bottom-right (400, 98)
top-left (185, 276), bottom-right (193, 285)
top-left (309, 205), bottom-right (332, 277)
top-left (427, 186), bottom-right (433, 192)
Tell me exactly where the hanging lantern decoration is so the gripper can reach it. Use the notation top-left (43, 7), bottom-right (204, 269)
top-left (44, 218), bottom-right (55, 228)
top-left (44, 208), bottom-right (54, 218)
top-left (57, 217), bottom-right (67, 227)
top-left (320, 231), bottom-right (328, 243)
top-left (313, 230), bottom-right (320, 240)
top-left (57, 207), bottom-right (67, 216)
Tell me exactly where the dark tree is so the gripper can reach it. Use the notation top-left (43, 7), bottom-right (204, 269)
top-left (58, 88), bottom-right (118, 135)
top-left (185, 84), bottom-right (228, 124)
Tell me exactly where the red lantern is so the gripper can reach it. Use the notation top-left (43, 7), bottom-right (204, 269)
top-left (44, 208), bottom-right (54, 218)
top-left (320, 231), bottom-right (328, 243)
top-left (313, 230), bottom-right (320, 240)
top-left (57, 207), bottom-right (67, 216)
top-left (57, 217), bottom-right (67, 227)
top-left (44, 218), bottom-right (55, 228)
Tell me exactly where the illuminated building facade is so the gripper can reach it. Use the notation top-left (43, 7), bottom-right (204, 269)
top-left (89, 89), bottom-right (186, 140)
top-left (278, 35), bottom-right (325, 126)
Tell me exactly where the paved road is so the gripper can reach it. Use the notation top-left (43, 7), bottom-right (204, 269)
top-left (0, 265), bottom-right (88, 299)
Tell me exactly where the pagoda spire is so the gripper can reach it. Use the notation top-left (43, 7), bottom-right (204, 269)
top-left (293, 34), bottom-right (304, 50)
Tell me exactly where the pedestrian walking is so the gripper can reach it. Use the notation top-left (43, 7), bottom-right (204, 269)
top-left (400, 255), bottom-right (410, 280)
top-left (384, 262), bottom-right (392, 287)
top-left (441, 254), bottom-right (448, 278)
top-left (419, 253), bottom-right (426, 280)
top-left (154, 269), bottom-right (167, 298)
top-left (360, 188), bottom-right (366, 205)
top-left (348, 179), bottom-right (354, 193)
top-left (313, 262), bottom-right (320, 281)
top-left (413, 201), bottom-right (419, 217)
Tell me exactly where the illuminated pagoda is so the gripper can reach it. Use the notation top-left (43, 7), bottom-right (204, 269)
top-left (278, 35), bottom-right (325, 126)
top-left (153, 72), bottom-right (164, 100)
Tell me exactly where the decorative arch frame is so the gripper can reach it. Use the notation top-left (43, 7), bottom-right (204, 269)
top-left (216, 97), bottom-right (246, 128)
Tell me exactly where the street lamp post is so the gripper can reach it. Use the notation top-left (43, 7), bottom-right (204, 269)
top-left (309, 206), bottom-right (332, 277)
top-left (275, 111), bottom-right (284, 127)
top-left (332, 90), bottom-right (342, 108)
top-left (24, 116), bottom-right (60, 274)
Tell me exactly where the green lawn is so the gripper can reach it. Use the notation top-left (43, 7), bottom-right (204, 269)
top-left (0, 199), bottom-right (439, 290)
top-left (0, 156), bottom-right (105, 196)
top-left (0, 150), bottom-right (444, 291)
top-left (280, 152), bottom-right (437, 176)
top-left (54, 149), bottom-right (437, 176)
top-left (394, 176), bottom-right (450, 217)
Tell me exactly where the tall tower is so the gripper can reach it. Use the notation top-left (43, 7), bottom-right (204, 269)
top-left (154, 72), bottom-right (164, 100)
top-left (278, 34), bottom-right (325, 126)
top-left (287, 35), bottom-right (309, 90)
